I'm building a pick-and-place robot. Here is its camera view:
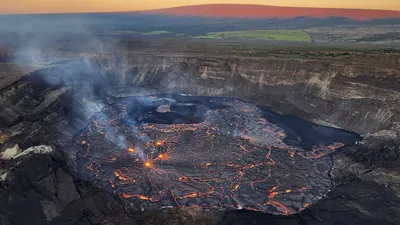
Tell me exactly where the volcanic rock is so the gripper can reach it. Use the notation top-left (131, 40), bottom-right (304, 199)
top-left (0, 47), bottom-right (399, 224)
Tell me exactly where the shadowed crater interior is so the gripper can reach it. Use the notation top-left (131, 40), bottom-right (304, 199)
top-left (127, 97), bottom-right (227, 124)
top-left (74, 95), bottom-right (361, 215)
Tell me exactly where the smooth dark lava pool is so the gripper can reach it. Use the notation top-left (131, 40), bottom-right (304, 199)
top-left (74, 95), bottom-right (361, 215)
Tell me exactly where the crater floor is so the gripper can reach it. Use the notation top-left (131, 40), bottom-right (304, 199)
top-left (75, 95), bottom-right (360, 215)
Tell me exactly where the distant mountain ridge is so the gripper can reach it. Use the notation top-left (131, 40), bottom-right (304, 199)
top-left (141, 4), bottom-right (400, 20)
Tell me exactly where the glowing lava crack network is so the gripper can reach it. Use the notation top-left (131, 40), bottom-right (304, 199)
top-left (74, 95), bottom-right (359, 215)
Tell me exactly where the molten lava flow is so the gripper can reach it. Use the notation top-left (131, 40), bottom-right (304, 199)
top-left (135, 194), bottom-right (153, 201)
top-left (75, 95), bottom-right (359, 215)
top-left (144, 161), bottom-right (153, 168)
top-left (122, 193), bottom-right (132, 198)
top-left (179, 176), bottom-right (187, 181)
top-left (155, 140), bottom-right (164, 147)
top-left (157, 153), bottom-right (168, 160)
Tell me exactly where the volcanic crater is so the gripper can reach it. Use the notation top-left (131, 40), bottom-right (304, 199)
top-left (74, 95), bottom-right (360, 215)
top-left (1, 46), bottom-right (399, 225)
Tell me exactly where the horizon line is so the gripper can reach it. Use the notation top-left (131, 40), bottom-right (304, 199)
top-left (1, 3), bottom-right (400, 16)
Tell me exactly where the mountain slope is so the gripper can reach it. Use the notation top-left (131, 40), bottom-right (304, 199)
top-left (143, 4), bottom-right (400, 20)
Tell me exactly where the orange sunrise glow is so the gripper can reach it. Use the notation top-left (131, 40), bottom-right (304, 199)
top-left (0, 0), bottom-right (399, 14)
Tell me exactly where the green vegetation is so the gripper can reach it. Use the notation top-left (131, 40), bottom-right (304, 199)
top-left (194, 30), bottom-right (312, 42)
top-left (140, 30), bottom-right (172, 36)
top-left (111, 30), bottom-right (173, 36)
top-left (356, 32), bottom-right (400, 42)
top-left (110, 29), bottom-right (313, 42)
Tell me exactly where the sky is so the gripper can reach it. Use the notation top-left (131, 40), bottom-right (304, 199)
top-left (0, 0), bottom-right (399, 14)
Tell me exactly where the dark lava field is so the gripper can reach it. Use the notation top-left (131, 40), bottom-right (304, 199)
top-left (75, 95), bottom-right (360, 215)
top-left (0, 41), bottom-right (399, 225)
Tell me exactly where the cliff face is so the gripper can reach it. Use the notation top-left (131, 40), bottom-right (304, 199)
top-left (6, 51), bottom-right (399, 139)
top-left (85, 51), bottom-right (400, 140)
top-left (0, 49), bottom-right (399, 225)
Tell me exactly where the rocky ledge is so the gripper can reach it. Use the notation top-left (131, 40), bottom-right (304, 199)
top-left (0, 49), bottom-right (399, 225)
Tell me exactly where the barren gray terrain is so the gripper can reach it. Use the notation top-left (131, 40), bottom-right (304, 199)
top-left (0, 40), bottom-right (399, 225)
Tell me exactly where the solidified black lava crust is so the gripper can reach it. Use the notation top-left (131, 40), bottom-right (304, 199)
top-left (74, 95), bottom-right (361, 215)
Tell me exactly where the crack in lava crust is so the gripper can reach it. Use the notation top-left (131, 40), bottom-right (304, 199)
top-left (74, 95), bottom-right (357, 215)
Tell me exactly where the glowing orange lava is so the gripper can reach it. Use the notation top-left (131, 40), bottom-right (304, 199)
top-left (157, 153), bottom-right (168, 160)
top-left (122, 193), bottom-right (132, 198)
top-left (144, 161), bottom-right (153, 168)
top-left (240, 145), bottom-right (249, 153)
top-left (269, 191), bottom-right (278, 198)
top-left (135, 194), bottom-right (153, 201)
top-left (155, 140), bottom-right (164, 147)
top-left (76, 95), bottom-right (359, 215)
top-left (179, 176), bottom-right (188, 181)
top-left (179, 192), bottom-right (197, 199)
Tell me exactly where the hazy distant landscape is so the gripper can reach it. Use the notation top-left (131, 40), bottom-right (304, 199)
top-left (1, 4), bottom-right (400, 45)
